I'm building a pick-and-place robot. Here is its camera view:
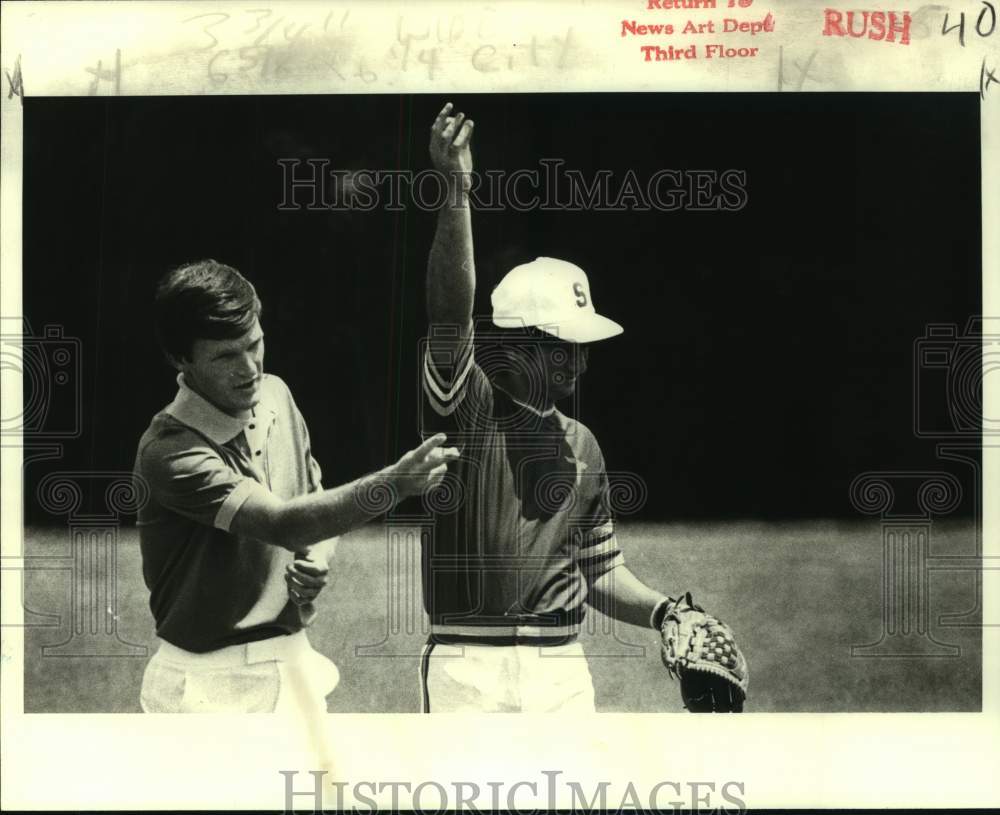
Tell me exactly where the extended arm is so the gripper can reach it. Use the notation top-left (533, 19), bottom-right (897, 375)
top-left (231, 433), bottom-right (457, 554)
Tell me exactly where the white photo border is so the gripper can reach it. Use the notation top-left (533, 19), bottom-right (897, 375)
top-left (2, 0), bottom-right (998, 810)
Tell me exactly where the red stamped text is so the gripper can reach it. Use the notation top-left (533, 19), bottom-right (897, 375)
top-left (822, 9), bottom-right (912, 45)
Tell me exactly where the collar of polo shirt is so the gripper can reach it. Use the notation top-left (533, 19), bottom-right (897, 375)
top-left (165, 373), bottom-right (277, 445)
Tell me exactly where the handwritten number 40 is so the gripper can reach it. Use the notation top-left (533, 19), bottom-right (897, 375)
top-left (942, 1), bottom-right (996, 46)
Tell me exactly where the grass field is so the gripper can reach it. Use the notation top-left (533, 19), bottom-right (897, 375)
top-left (20, 520), bottom-right (981, 713)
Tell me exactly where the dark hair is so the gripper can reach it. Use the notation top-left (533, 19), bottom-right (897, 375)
top-left (153, 260), bottom-right (262, 362)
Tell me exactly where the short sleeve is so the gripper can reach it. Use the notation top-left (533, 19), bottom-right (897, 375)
top-left (575, 441), bottom-right (625, 583)
top-left (291, 400), bottom-right (323, 493)
top-left (139, 433), bottom-right (270, 532)
top-left (307, 452), bottom-right (323, 494)
top-left (421, 328), bottom-right (492, 437)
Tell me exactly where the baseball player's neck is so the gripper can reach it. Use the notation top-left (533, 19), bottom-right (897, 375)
top-left (494, 372), bottom-right (556, 414)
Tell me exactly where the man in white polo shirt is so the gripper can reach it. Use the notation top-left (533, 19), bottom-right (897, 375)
top-left (135, 259), bottom-right (456, 713)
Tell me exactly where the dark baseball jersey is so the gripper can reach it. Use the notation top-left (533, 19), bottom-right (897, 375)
top-left (420, 329), bottom-right (624, 641)
top-left (134, 373), bottom-right (321, 653)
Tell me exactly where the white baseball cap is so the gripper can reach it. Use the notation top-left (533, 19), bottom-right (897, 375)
top-left (490, 257), bottom-right (624, 343)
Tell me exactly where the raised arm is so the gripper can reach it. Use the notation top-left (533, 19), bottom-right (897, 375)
top-left (427, 102), bottom-right (476, 346)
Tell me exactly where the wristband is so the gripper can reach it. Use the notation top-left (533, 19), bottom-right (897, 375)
top-left (650, 597), bottom-right (671, 630)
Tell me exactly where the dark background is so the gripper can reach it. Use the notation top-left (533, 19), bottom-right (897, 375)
top-left (22, 93), bottom-right (981, 522)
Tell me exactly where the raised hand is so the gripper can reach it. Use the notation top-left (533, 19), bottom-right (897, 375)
top-left (429, 102), bottom-right (474, 187)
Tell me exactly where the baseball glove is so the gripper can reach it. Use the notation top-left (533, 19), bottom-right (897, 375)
top-left (658, 592), bottom-right (748, 712)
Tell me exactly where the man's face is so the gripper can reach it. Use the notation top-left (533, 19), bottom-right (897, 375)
top-left (536, 336), bottom-right (589, 401)
top-left (176, 319), bottom-right (265, 416)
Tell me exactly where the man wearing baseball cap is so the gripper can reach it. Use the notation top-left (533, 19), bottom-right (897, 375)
top-left (417, 103), bottom-right (682, 713)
